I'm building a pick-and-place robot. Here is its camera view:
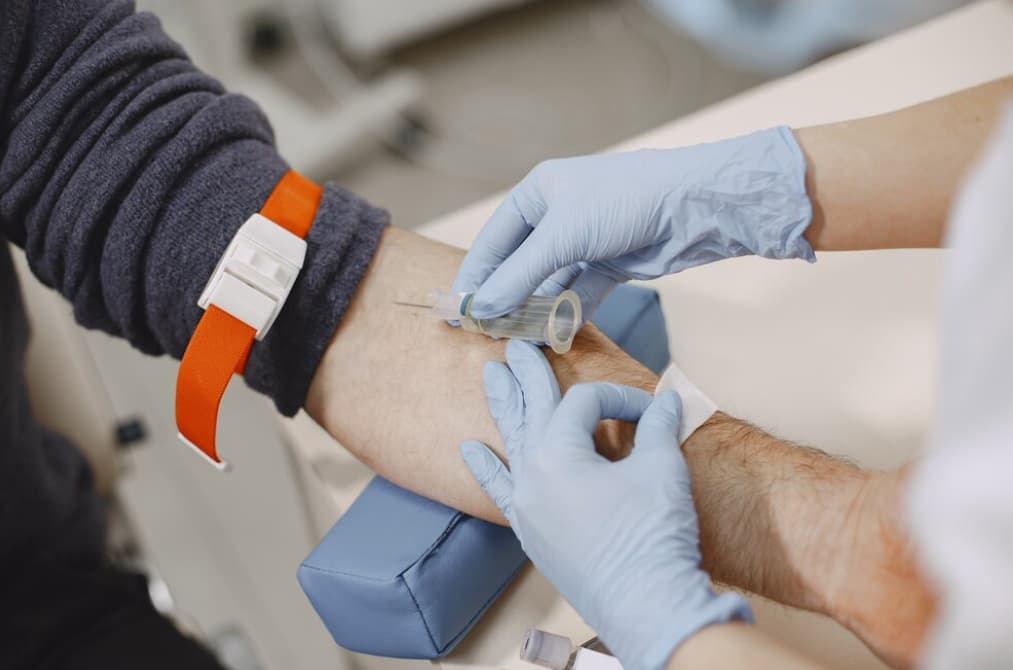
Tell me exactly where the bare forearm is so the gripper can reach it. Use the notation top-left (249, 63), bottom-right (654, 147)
top-left (798, 76), bottom-right (1013, 251)
top-left (668, 623), bottom-right (823, 670)
top-left (684, 414), bottom-right (867, 614)
top-left (305, 226), bottom-right (654, 521)
top-left (304, 226), bottom-right (930, 664)
top-left (684, 416), bottom-right (933, 667)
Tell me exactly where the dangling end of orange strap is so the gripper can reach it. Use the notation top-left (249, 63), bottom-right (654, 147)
top-left (177, 432), bottom-right (231, 472)
top-left (175, 306), bottom-right (256, 469)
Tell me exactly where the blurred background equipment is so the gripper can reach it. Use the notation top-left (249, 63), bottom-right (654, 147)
top-left (317, 0), bottom-right (536, 62)
top-left (139, 0), bottom-right (425, 177)
top-left (643, 0), bottom-right (975, 73)
top-left (138, 0), bottom-right (764, 225)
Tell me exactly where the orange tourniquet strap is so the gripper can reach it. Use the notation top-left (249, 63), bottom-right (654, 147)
top-left (175, 306), bottom-right (255, 464)
top-left (175, 170), bottom-right (321, 467)
top-left (260, 170), bottom-right (322, 237)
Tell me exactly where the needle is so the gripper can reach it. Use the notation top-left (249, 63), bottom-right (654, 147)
top-left (392, 300), bottom-right (434, 310)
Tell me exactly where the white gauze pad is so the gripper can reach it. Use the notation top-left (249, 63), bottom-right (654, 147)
top-left (655, 362), bottom-right (717, 444)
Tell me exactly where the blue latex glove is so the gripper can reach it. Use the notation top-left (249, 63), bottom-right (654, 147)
top-left (460, 341), bottom-right (752, 670)
top-left (452, 126), bottom-right (813, 319)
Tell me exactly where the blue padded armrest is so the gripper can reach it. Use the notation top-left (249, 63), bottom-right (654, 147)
top-left (299, 284), bottom-right (670, 658)
top-left (590, 284), bottom-right (670, 374)
top-left (298, 478), bottom-right (524, 658)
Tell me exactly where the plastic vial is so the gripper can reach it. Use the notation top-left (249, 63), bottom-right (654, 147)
top-left (520, 629), bottom-right (575, 670)
top-left (520, 630), bottom-right (619, 670)
top-left (429, 290), bottom-right (582, 354)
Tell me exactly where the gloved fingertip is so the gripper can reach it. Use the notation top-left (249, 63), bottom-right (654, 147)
top-left (483, 360), bottom-right (520, 413)
top-left (460, 441), bottom-right (514, 517)
top-left (635, 391), bottom-right (683, 448)
top-left (460, 440), bottom-right (495, 479)
top-left (657, 390), bottom-right (683, 417)
top-left (506, 338), bottom-right (540, 360)
top-left (483, 358), bottom-right (509, 382)
top-left (459, 439), bottom-right (486, 457)
top-left (465, 302), bottom-right (502, 320)
top-left (505, 340), bottom-right (552, 381)
top-left (469, 286), bottom-right (519, 320)
top-left (653, 391), bottom-right (683, 430)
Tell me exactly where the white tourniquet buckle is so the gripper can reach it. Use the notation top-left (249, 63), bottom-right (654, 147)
top-left (198, 213), bottom-right (307, 340)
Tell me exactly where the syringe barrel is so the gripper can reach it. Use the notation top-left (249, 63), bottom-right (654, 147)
top-left (459, 290), bottom-right (581, 354)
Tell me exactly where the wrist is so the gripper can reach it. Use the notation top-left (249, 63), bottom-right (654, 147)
top-left (823, 469), bottom-right (936, 667)
top-left (683, 415), bottom-right (934, 666)
top-left (682, 413), bottom-right (868, 615)
top-left (603, 567), bottom-right (752, 670)
top-left (643, 592), bottom-right (753, 670)
top-left (697, 126), bottom-right (816, 264)
top-left (666, 622), bottom-right (754, 670)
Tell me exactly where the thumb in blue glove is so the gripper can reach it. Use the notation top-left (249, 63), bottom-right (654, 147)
top-left (460, 340), bottom-right (751, 670)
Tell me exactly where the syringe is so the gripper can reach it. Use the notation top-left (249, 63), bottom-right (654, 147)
top-left (395, 290), bottom-right (582, 354)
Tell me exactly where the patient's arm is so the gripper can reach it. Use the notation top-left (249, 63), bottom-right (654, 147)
top-left (687, 417), bottom-right (933, 668)
top-left (305, 226), bottom-right (656, 519)
top-left (306, 226), bottom-right (931, 667)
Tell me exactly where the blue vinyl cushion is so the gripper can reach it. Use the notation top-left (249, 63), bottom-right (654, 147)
top-left (299, 284), bottom-right (670, 658)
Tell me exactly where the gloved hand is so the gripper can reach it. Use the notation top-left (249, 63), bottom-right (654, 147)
top-left (460, 341), bottom-right (752, 670)
top-left (452, 126), bottom-right (813, 319)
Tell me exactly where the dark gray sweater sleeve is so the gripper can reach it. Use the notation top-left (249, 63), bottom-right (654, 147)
top-left (0, 0), bottom-right (387, 415)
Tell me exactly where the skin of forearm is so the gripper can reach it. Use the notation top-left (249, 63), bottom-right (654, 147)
top-left (685, 416), bottom-right (935, 668)
top-left (305, 226), bottom-right (932, 665)
top-left (684, 413), bottom-right (868, 615)
top-left (305, 226), bottom-right (656, 521)
top-left (797, 76), bottom-right (1013, 251)
top-left (668, 623), bottom-right (824, 670)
